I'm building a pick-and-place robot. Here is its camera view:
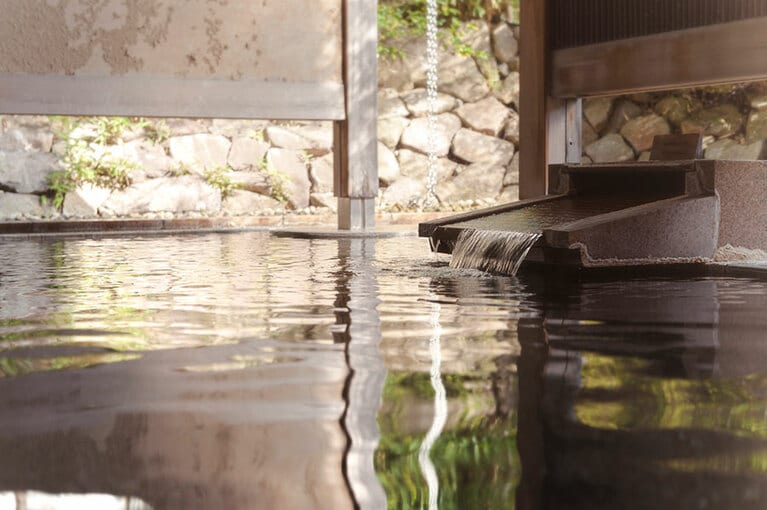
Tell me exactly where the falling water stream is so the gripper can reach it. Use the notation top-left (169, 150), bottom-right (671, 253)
top-left (419, 4), bottom-right (447, 507)
top-left (450, 229), bottom-right (543, 276)
top-left (420, 7), bottom-right (537, 500)
top-left (424, 0), bottom-right (440, 205)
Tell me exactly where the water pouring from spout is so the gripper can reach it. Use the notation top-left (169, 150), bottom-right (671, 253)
top-left (450, 229), bottom-right (542, 276)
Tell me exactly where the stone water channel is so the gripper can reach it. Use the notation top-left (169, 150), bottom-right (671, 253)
top-left (2, 232), bottom-right (767, 509)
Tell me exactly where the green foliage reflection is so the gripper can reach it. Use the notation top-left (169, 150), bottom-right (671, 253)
top-left (375, 371), bottom-right (520, 509)
top-left (575, 353), bottom-right (767, 439)
top-left (0, 353), bottom-right (141, 377)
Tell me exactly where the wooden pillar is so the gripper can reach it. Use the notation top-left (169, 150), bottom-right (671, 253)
top-left (519, 0), bottom-right (581, 198)
top-left (334, 0), bottom-right (379, 230)
top-left (519, 0), bottom-right (549, 199)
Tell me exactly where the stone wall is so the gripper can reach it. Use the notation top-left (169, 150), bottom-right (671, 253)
top-left (376, 21), bottom-right (522, 209)
top-left (0, 116), bottom-right (327, 220)
top-left (1, 16), bottom-right (766, 221)
top-left (583, 85), bottom-right (767, 164)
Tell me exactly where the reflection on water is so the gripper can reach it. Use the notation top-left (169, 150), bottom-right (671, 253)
top-left (1, 233), bottom-right (767, 508)
top-left (417, 299), bottom-right (447, 510)
top-left (0, 492), bottom-right (152, 510)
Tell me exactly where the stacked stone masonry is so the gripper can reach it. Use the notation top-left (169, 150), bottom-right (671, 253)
top-left (0, 19), bottom-right (765, 220)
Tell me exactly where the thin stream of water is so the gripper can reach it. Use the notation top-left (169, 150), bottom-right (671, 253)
top-left (425, 0), bottom-right (439, 205)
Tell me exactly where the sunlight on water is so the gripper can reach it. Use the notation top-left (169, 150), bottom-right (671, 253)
top-left (0, 492), bottom-right (153, 510)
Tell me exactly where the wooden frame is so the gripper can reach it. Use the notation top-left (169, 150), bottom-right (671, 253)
top-left (519, 0), bottom-right (550, 199)
top-left (334, 0), bottom-right (379, 230)
top-left (0, 0), bottom-right (378, 230)
top-left (0, 74), bottom-right (345, 120)
top-left (552, 16), bottom-right (767, 98)
top-left (521, 4), bottom-right (767, 199)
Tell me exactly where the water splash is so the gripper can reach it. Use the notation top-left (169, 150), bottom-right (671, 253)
top-left (450, 229), bottom-right (543, 275)
top-left (424, 0), bottom-right (440, 206)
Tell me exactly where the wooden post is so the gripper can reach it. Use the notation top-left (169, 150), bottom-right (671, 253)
top-left (334, 0), bottom-right (379, 230)
top-left (519, 0), bottom-right (548, 199)
top-left (520, 0), bottom-right (577, 198)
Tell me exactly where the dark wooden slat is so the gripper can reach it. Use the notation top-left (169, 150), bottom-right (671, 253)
top-left (552, 17), bottom-right (767, 98)
top-left (550, 0), bottom-right (767, 50)
top-left (559, 161), bottom-right (696, 174)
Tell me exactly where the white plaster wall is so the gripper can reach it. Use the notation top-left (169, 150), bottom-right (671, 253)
top-left (0, 0), bottom-right (343, 84)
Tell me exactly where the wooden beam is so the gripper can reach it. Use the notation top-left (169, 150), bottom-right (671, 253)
top-left (519, 0), bottom-right (549, 199)
top-left (520, 0), bottom-right (571, 199)
top-left (0, 74), bottom-right (346, 120)
top-left (552, 16), bottom-right (767, 98)
top-left (334, 0), bottom-right (378, 229)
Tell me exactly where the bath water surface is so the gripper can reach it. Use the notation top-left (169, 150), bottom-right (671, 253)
top-left (1, 232), bottom-right (766, 509)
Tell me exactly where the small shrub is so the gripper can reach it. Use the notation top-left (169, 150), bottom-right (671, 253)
top-left (92, 116), bottom-right (141, 145)
top-left (203, 166), bottom-right (239, 199)
top-left (250, 129), bottom-right (266, 142)
top-left (143, 120), bottom-right (171, 145)
top-left (166, 162), bottom-right (193, 177)
top-left (49, 143), bottom-right (134, 209)
top-left (48, 119), bottom-right (136, 210)
top-left (260, 160), bottom-right (291, 205)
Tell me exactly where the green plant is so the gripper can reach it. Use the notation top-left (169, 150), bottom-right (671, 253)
top-left (143, 120), bottom-right (171, 145)
top-left (377, 0), bottom-right (518, 58)
top-left (91, 116), bottom-right (142, 145)
top-left (260, 160), bottom-right (291, 205)
top-left (48, 143), bottom-right (134, 210)
top-left (378, 3), bottom-right (412, 59)
top-left (48, 118), bottom-right (138, 210)
top-left (166, 162), bottom-right (193, 177)
top-left (203, 166), bottom-right (239, 199)
top-left (249, 129), bottom-right (266, 142)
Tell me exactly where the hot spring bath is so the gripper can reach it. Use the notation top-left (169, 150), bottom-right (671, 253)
top-left (1, 232), bottom-right (767, 509)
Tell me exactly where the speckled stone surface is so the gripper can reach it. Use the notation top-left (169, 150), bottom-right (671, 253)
top-left (424, 160), bottom-right (767, 268)
top-left (714, 160), bottom-right (767, 250)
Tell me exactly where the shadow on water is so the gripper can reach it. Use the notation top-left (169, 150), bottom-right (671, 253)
top-left (1, 234), bottom-right (767, 509)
